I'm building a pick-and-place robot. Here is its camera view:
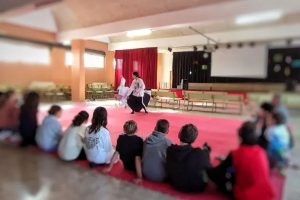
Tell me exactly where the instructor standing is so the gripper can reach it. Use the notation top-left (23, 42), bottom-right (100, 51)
top-left (126, 72), bottom-right (148, 114)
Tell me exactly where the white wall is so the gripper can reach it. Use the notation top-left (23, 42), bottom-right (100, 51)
top-left (158, 53), bottom-right (173, 88)
top-left (162, 53), bottom-right (173, 83)
top-left (211, 45), bottom-right (268, 78)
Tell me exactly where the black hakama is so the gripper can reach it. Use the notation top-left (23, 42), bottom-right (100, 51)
top-left (127, 93), bottom-right (150, 112)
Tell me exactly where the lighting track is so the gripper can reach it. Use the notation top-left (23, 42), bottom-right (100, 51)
top-left (188, 26), bottom-right (218, 44)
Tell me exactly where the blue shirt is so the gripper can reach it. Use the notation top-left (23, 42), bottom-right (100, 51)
top-left (274, 105), bottom-right (289, 124)
top-left (266, 124), bottom-right (290, 159)
top-left (36, 115), bottom-right (62, 151)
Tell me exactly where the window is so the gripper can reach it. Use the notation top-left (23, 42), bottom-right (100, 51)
top-left (84, 51), bottom-right (105, 68)
top-left (0, 38), bottom-right (50, 65)
top-left (65, 51), bottom-right (73, 66)
top-left (64, 50), bottom-right (105, 68)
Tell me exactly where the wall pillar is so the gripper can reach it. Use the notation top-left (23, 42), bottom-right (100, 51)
top-left (71, 40), bottom-right (85, 102)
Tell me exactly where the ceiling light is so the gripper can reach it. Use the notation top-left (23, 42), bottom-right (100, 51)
top-left (286, 39), bottom-right (293, 46)
top-left (249, 42), bottom-right (255, 47)
top-left (235, 10), bottom-right (283, 25)
top-left (237, 43), bottom-right (243, 48)
top-left (126, 29), bottom-right (152, 37)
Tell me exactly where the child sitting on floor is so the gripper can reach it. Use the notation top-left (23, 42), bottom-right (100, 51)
top-left (19, 91), bottom-right (40, 147)
top-left (0, 90), bottom-right (19, 130)
top-left (105, 120), bottom-right (143, 183)
top-left (58, 111), bottom-right (89, 161)
top-left (208, 121), bottom-right (274, 200)
top-left (35, 105), bottom-right (63, 152)
top-left (166, 124), bottom-right (211, 192)
top-left (142, 119), bottom-right (172, 182)
top-left (84, 107), bottom-right (114, 168)
top-left (266, 112), bottom-right (290, 169)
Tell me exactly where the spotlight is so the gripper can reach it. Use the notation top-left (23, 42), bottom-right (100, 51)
top-left (286, 39), bottom-right (292, 46)
top-left (203, 45), bottom-right (207, 51)
top-left (168, 47), bottom-right (172, 52)
top-left (193, 46), bottom-right (197, 51)
top-left (226, 43), bottom-right (231, 49)
top-left (249, 42), bottom-right (255, 47)
top-left (214, 45), bottom-right (219, 49)
top-left (237, 43), bottom-right (243, 48)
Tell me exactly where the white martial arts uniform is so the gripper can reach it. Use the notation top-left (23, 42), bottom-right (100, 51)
top-left (117, 77), bottom-right (129, 105)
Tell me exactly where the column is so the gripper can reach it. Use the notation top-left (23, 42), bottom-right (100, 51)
top-left (71, 40), bottom-right (85, 102)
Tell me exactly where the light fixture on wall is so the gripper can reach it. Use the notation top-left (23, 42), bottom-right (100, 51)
top-left (286, 39), bottom-right (293, 46)
top-left (235, 10), bottom-right (283, 25)
top-left (226, 43), bottom-right (232, 49)
top-left (193, 46), bottom-right (197, 51)
top-left (126, 29), bottom-right (152, 37)
top-left (249, 41), bottom-right (256, 47)
top-left (168, 47), bottom-right (172, 52)
top-left (237, 43), bottom-right (244, 48)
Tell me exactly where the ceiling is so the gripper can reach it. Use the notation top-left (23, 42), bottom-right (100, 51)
top-left (0, 0), bottom-right (233, 31)
top-left (1, 0), bottom-right (300, 51)
top-left (0, 0), bottom-right (40, 12)
top-left (109, 12), bottom-right (300, 43)
top-left (53, 0), bottom-right (233, 31)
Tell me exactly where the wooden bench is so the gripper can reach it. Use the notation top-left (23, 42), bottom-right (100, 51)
top-left (151, 90), bottom-right (181, 109)
top-left (184, 92), bottom-right (214, 111)
top-left (86, 82), bottom-right (114, 100)
top-left (184, 91), bottom-right (244, 114)
top-left (224, 95), bottom-right (244, 114)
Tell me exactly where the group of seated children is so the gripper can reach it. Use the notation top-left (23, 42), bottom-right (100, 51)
top-left (15, 91), bottom-right (291, 200)
top-left (28, 105), bottom-right (275, 200)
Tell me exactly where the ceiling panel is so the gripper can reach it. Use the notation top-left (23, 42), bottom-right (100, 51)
top-left (53, 0), bottom-right (234, 30)
top-left (109, 12), bottom-right (300, 43)
top-left (0, 0), bottom-right (40, 12)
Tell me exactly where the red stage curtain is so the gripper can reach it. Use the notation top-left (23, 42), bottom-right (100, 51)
top-left (114, 47), bottom-right (157, 89)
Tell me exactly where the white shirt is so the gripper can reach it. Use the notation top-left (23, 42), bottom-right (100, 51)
top-left (58, 125), bottom-right (86, 161)
top-left (127, 78), bottom-right (145, 97)
top-left (83, 126), bottom-right (113, 164)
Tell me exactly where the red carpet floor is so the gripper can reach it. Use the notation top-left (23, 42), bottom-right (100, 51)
top-left (38, 104), bottom-right (284, 200)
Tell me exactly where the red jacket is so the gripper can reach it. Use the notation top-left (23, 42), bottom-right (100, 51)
top-left (232, 145), bottom-right (274, 200)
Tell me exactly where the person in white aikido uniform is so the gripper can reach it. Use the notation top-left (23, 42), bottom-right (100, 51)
top-left (125, 72), bottom-right (148, 114)
top-left (116, 76), bottom-right (129, 106)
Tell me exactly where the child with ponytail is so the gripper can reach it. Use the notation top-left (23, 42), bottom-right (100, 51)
top-left (58, 111), bottom-right (89, 161)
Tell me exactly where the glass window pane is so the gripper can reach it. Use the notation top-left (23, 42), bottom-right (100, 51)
top-left (65, 51), bottom-right (73, 66)
top-left (0, 38), bottom-right (50, 65)
top-left (84, 52), bottom-right (105, 68)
